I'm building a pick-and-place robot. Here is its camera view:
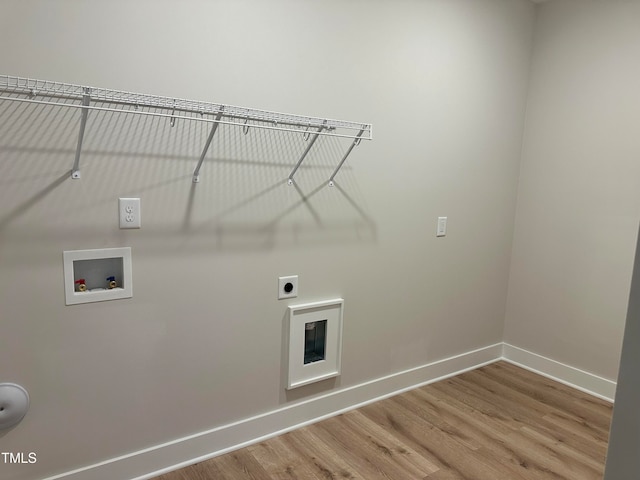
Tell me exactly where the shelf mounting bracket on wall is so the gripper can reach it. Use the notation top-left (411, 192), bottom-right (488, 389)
top-left (192, 108), bottom-right (224, 183)
top-left (328, 126), bottom-right (367, 187)
top-left (287, 121), bottom-right (326, 186)
top-left (71, 87), bottom-right (91, 179)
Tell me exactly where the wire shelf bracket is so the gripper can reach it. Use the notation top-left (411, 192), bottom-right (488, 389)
top-left (192, 108), bottom-right (225, 183)
top-left (0, 75), bottom-right (372, 184)
top-left (287, 121), bottom-right (326, 186)
top-left (328, 126), bottom-right (367, 187)
top-left (71, 87), bottom-right (91, 179)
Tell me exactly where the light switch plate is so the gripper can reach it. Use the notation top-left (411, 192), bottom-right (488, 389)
top-left (437, 216), bottom-right (447, 237)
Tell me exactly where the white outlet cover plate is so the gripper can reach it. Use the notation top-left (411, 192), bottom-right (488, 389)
top-left (119, 198), bottom-right (141, 229)
top-left (278, 275), bottom-right (298, 299)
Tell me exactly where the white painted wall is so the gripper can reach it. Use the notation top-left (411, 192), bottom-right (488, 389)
top-left (0, 1), bottom-right (535, 478)
top-left (504, 0), bottom-right (640, 380)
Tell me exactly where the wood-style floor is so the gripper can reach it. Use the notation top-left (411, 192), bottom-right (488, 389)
top-left (154, 361), bottom-right (613, 480)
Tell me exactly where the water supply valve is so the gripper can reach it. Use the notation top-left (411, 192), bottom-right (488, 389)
top-left (74, 278), bottom-right (87, 292)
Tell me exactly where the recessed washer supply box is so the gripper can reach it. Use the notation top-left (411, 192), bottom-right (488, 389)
top-left (63, 247), bottom-right (132, 305)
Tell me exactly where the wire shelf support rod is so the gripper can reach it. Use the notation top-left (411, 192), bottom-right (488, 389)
top-left (328, 126), bottom-right (367, 187)
top-left (288, 122), bottom-right (326, 186)
top-left (71, 87), bottom-right (91, 179)
top-left (192, 108), bottom-right (225, 183)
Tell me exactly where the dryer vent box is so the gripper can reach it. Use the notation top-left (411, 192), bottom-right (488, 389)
top-left (287, 298), bottom-right (344, 390)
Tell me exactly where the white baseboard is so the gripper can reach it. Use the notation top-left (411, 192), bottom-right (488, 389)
top-left (502, 343), bottom-right (616, 402)
top-left (43, 342), bottom-right (616, 480)
top-left (43, 343), bottom-right (503, 480)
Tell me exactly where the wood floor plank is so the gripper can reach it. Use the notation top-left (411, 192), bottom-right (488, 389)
top-left (155, 449), bottom-right (272, 480)
top-left (391, 390), bottom-right (483, 451)
top-left (429, 375), bottom-right (531, 432)
top-left (478, 363), bottom-right (611, 432)
top-left (276, 427), bottom-right (363, 480)
top-left (541, 410), bottom-right (610, 449)
top-left (312, 412), bottom-right (431, 479)
top-left (360, 397), bottom-right (508, 479)
top-left (153, 362), bottom-right (612, 480)
top-left (428, 368), bottom-right (610, 478)
top-left (248, 435), bottom-right (324, 480)
top-left (408, 387), bottom-right (552, 479)
top-left (518, 425), bottom-right (604, 473)
top-left (439, 368), bottom-right (611, 453)
top-left (452, 368), bottom-right (612, 444)
top-left (441, 371), bottom-right (589, 436)
top-left (504, 427), bottom-right (603, 480)
top-left (207, 450), bottom-right (272, 480)
top-left (343, 410), bottom-right (439, 475)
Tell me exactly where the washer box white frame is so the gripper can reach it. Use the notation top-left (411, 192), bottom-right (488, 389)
top-left (287, 298), bottom-right (344, 390)
top-left (63, 247), bottom-right (132, 305)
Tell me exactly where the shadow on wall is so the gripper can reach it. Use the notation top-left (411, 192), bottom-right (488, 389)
top-left (0, 98), bottom-right (376, 251)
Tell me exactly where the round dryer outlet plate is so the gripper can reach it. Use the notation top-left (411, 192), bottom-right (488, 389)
top-left (0, 383), bottom-right (30, 429)
top-left (278, 275), bottom-right (298, 299)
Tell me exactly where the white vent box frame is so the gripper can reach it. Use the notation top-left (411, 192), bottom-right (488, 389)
top-left (287, 298), bottom-right (344, 390)
top-left (63, 247), bottom-right (132, 305)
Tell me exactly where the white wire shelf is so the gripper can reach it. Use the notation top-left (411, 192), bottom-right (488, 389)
top-left (0, 74), bottom-right (372, 183)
